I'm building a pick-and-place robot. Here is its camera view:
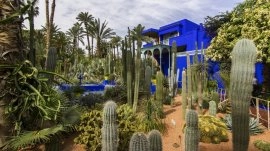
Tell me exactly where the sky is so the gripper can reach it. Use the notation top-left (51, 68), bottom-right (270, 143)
top-left (33, 0), bottom-right (244, 37)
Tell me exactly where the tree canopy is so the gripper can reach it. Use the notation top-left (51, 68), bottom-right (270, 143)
top-left (206, 0), bottom-right (270, 63)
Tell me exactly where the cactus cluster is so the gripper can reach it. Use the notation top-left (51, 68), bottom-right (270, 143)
top-left (156, 71), bottom-right (164, 105)
top-left (145, 66), bottom-right (152, 98)
top-left (184, 110), bottom-right (199, 151)
top-left (181, 69), bottom-right (187, 120)
top-left (229, 39), bottom-right (257, 151)
top-left (129, 130), bottom-right (163, 151)
top-left (101, 101), bottom-right (118, 151)
top-left (198, 115), bottom-right (228, 144)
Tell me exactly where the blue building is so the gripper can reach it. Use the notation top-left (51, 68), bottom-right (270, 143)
top-left (142, 19), bottom-right (211, 87)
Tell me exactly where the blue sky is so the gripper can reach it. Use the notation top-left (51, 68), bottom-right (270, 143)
top-left (34, 0), bottom-right (244, 36)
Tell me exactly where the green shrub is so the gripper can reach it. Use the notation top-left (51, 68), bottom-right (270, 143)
top-left (74, 104), bottom-right (144, 151)
top-left (198, 115), bottom-right (229, 144)
top-left (254, 140), bottom-right (270, 151)
top-left (104, 85), bottom-right (127, 103)
top-left (79, 93), bottom-right (105, 108)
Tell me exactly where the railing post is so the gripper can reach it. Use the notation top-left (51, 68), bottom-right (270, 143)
top-left (267, 101), bottom-right (270, 130)
top-left (256, 98), bottom-right (259, 120)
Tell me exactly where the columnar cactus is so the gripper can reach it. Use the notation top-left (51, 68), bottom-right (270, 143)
top-left (185, 110), bottom-right (199, 151)
top-left (129, 132), bottom-right (149, 151)
top-left (145, 66), bottom-right (152, 98)
top-left (156, 71), bottom-right (164, 105)
top-left (209, 100), bottom-right (217, 116)
top-left (170, 41), bottom-right (177, 97)
top-left (181, 69), bottom-right (187, 120)
top-left (186, 53), bottom-right (192, 109)
top-left (45, 47), bottom-right (57, 72)
top-left (127, 50), bottom-right (133, 106)
top-left (121, 39), bottom-right (127, 84)
top-left (102, 101), bottom-right (118, 151)
top-left (229, 39), bottom-right (257, 151)
top-left (148, 130), bottom-right (163, 151)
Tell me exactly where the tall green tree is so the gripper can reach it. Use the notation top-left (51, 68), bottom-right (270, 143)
top-left (110, 35), bottom-right (122, 59)
top-left (90, 18), bottom-right (115, 57)
top-left (206, 0), bottom-right (270, 63)
top-left (76, 12), bottom-right (93, 58)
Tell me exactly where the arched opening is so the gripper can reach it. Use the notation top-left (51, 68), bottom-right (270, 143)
top-left (161, 48), bottom-right (170, 76)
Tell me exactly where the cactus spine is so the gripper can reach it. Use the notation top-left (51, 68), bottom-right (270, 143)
top-left (182, 69), bottom-right (187, 120)
top-left (129, 132), bottom-right (149, 151)
top-left (209, 100), bottom-right (217, 116)
top-left (185, 110), bottom-right (199, 151)
top-left (229, 39), bottom-right (257, 151)
top-left (148, 130), bottom-right (163, 151)
top-left (102, 101), bottom-right (118, 151)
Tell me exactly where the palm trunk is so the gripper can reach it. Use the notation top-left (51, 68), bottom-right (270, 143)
top-left (91, 36), bottom-right (94, 57)
top-left (0, 0), bottom-right (24, 146)
top-left (96, 37), bottom-right (101, 57)
top-left (29, 3), bottom-right (35, 66)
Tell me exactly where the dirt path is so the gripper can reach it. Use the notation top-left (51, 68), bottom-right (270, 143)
top-left (162, 95), bottom-right (270, 151)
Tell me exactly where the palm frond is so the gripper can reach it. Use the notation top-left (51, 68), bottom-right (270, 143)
top-left (0, 125), bottom-right (69, 150)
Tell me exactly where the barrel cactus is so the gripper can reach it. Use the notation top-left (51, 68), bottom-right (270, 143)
top-left (148, 130), bottom-right (162, 151)
top-left (129, 132), bottom-right (149, 151)
top-left (185, 110), bottom-right (199, 151)
top-left (229, 39), bottom-right (257, 151)
top-left (101, 101), bottom-right (118, 151)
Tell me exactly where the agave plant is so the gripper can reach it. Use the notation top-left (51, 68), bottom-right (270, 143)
top-left (222, 114), bottom-right (265, 135)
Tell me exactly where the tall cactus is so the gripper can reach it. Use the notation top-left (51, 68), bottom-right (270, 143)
top-left (230, 39), bottom-right (257, 151)
top-left (145, 66), bottom-right (152, 98)
top-left (186, 53), bottom-right (192, 109)
top-left (148, 130), bottom-right (163, 151)
top-left (127, 50), bottom-right (133, 106)
top-left (182, 69), bottom-right (187, 120)
top-left (156, 71), bottom-right (164, 105)
top-left (121, 39), bottom-right (127, 84)
top-left (45, 47), bottom-right (57, 72)
top-left (209, 100), bottom-right (217, 116)
top-left (129, 132), bottom-right (149, 151)
top-left (185, 110), bottom-right (199, 151)
top-left (102, 101), bottom-right (118, 151)
top-left (170, 41), bottom-right (177, 97)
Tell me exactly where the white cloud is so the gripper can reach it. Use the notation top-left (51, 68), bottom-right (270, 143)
top-left (32, 0), bottom-right (244, 37)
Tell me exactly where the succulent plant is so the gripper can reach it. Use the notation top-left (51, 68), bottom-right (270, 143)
top-left (101, 101), bottom-right (118, 151)
top-left (229, 39), bottom-right (257, 151)
top-left (254, 140), bottom-right (270, 151)
top-left (185, 110), bottom-right (199, 151)
top-left (198, 115), bottom-right (228, 144)
top-left (129, 132), bottom-right (149, 151)
top-left (148, 130), bottom-right (163, 151)
top-left (209, 101), bottom-right (217, 116)
top-left (181, 69), bottom-right (187, 120)
top-left (222, 114), bottom-right (265, 135)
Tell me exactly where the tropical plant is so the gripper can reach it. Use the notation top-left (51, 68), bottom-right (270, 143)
top-left (89, 18), bottom-right (116, 57)
top-left (45, 0), bottom-right (56, 54)
top-left (76, 12), bottom-right (94, 58)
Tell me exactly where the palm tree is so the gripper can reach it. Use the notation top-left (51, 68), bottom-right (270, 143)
top-left (76, 12), bottom-right (93, 58)
top-left (89, 18), bottom-right (115, 58)
top-left (45, 0), bottom-right (56, 52)
top-left (131, 24), bottom-right (150, 112)
top-left (66, 23), bottom-right (85, 52)
top-left (0, 0), bottom-right (25, 146)
top-left (110, 35), bottom-right (122, 59)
